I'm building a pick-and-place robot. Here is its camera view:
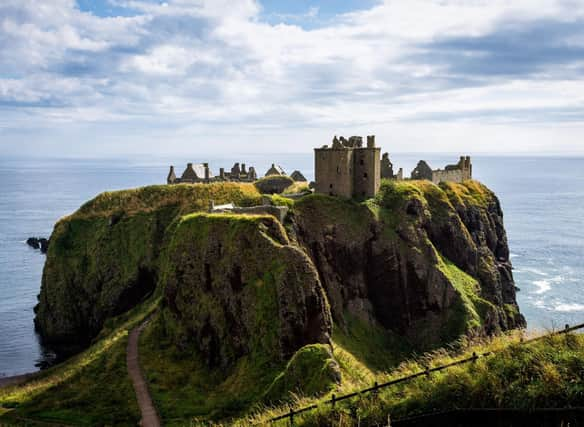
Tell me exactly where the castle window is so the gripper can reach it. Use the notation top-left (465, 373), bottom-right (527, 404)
top-left (336, 166), bottom-right (341, 174)
top-left (363, 172), bottom-right (368, 178)
top-left (360, 159), bottom-right (364, 165)
top-left (329, 184), bottom-right (333, 189)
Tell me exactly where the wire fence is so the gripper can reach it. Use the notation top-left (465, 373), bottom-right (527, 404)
top-left (266, 322), bottom-right (584, 425)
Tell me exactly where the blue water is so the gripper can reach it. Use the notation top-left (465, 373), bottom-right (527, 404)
top-left (0, 155), bottom-right (583, 376)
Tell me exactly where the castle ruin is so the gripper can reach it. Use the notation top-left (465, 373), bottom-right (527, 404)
top-left (167, 162), bottom-right (258, 184)
top-left (314, 135), bottom-right (381, 198)
top-left (411, 156), bottom-right (472, 184)
top-left (314, 135), bottom-right (472, 199)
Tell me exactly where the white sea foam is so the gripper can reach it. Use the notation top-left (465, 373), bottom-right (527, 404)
top-left (553, 303), bottom-right (584, 312)
top-left (532, 275), bottom-right (565, 294)
top-left (533, 280), bottom-right (551, 294)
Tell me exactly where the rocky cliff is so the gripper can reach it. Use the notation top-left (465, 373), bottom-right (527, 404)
top-left (290, 180), bottom-right (524, 348)
top-left (35, 179), bottom-right (524, 369)
top-left (35, 183), bottom-right (263, 347)
top-left (159, 213), bottom-right (332, 368)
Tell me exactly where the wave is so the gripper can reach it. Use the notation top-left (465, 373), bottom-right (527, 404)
top-left (533, 280), bottom-right (551, 294)
top-left (553, 303), bottom-right (584, 313)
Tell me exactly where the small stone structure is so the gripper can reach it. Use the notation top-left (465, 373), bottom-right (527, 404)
top-left (411, 160), bottom-right (433, 181)
top-left (209, 200), bottom-right (289, 224)
top-left (290, 170), bottom-right (307, 182)
top-left (265, 164), bottom-right (286, 177)
top-left (314, 135), bottom-right (381, 198)
top-left (431, 156), bottom-right (472, 184)
top-left (411, 157), bottom-right (472, 184)
top-left (167, 162), bottom-right (258, 184)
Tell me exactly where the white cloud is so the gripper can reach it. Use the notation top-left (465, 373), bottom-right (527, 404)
top-left (1, 0), bottom-right (584, 156)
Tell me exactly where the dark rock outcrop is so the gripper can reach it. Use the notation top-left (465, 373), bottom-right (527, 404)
top-left (27, 237), bottom-right (50, 254)
top-left (290, 180), bottom-right (525, 348)
top-left (160, 213), bottom-right (331, 368)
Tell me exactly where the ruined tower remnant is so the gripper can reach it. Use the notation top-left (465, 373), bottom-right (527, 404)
top-left (314, 135), bottom-right (381, 198)
top-left (167, 165), bottom-right (177, 184)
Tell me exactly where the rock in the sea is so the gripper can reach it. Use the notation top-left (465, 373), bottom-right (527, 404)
top-left (26, 237), bottom-right (40, 250)
top-left (26, 237), bottom-right (50, 254)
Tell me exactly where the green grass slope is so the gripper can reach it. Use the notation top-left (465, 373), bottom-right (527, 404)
top-left (241, 331), bottom-right (584, 426)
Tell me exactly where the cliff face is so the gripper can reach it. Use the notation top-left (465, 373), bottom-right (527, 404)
top-left (291, 180), bottom-right (524, 348)
top-left (159, 213), bottom-right (332, 368)
top-left (35, 183), bottom-right (263, 346)
top-left (35, 179), bottom-right (524, 362)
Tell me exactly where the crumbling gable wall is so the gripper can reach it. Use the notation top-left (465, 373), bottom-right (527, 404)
top-left (431, 156), bottom-right (472, 184)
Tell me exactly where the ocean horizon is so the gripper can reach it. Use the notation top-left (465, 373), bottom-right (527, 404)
top-left (1, 153), bottom-right (583, 377)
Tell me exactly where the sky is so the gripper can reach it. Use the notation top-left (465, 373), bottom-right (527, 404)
top-left (1, 0), bottom-right (584, 157)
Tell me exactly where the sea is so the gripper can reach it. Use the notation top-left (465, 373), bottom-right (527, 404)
top-left (1, 154), bottom-right (583, 376)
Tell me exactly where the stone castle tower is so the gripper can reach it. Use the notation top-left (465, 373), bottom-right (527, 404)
top-left (314, 135), bottom-right (381, 198)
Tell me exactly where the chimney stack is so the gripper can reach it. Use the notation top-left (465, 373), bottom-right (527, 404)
top-left (203, 163), bottom-right (210, 182)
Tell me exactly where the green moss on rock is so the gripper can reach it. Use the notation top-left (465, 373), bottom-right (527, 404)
top-left (35, 183), bottom-right (263, 347)
top-left (158, 213), bottom-right (332, 368)
top-left (264, 344), bottom-right (340, 402)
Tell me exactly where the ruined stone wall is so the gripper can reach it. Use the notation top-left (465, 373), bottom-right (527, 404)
top-left (314, 148), bottom-right (354, 198)
top-left (432, 169), bottom-right (464, 184)
top-left (353, 147), bottom-right (381, 198)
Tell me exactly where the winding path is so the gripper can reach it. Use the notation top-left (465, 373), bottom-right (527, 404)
top-left (127, 321), bottom-right (161, 427)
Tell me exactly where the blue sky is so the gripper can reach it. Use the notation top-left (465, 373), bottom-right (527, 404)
top-left (1, 0), bottom-right (584, 157)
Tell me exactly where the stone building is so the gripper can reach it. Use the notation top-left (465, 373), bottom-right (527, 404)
top-left (167, 161), bottom-right (257, 184)
top-left (290, 170), bottom-right (307, 182)
top-left (167, 162), bottom-right (213, 184)
top-left (380, 153), bottom-right (403, 180)
top-left (431, 156), bottom-right (472, 184)
top-left (411, 160), bottom-right (433, 181)
top-left (314, 135), bottom-right (381, 198)
top-left (265, 164), bottom-right (286, 177)
top-left (410, 157), bottom-right (472, 184)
